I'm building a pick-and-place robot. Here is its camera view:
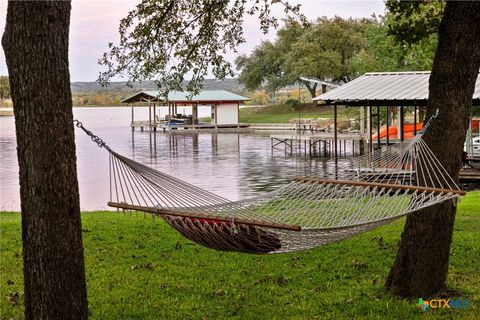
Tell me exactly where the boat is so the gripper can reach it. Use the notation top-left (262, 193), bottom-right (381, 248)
top-left (372, 123), bottom-right (423, 140)
top-left (465, 136), bottom-right (480, 157)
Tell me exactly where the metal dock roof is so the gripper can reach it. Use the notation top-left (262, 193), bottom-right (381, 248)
top-left (122, 90), bottom-right (250, 104)
top-left (313, 71), bottom-right (480, 106)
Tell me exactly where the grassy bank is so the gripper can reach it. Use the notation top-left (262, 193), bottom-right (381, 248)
top-left (1, 192), bottom-right (479, 319)
top-left (239, 103), bottom-right (359, 124)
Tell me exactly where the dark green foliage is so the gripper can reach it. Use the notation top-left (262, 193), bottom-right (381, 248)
top-left (235, 19), bottom-right (305, 94)
top-left (385, 0), bottom-right (444, 44)
top-left (0, 75), bottom-right (10, 99)
top-left (287, 17), bottom-right (375, 83)
top-left (472, 106), bottom-right (480, 117)
top-left (353, 20), bottom-right (437, 73)
top-left (236, 17), bottom-right (375, 97)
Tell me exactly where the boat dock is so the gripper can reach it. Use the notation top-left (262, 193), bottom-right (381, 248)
top-left (249, 123), bottom-right (324, 131)
top-left (460, 158), bottom-right (480, 183)
top-left (0, 107), bottom-right (14, 116)
top-left (271, 132), bottom-right (366, 157)
top-left (460, 168), bottom-right (480, 182)
top-left (131, 120), bottom-right (252, 133)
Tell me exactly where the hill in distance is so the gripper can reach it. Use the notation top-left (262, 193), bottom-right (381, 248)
top-left (70, 78), bottom-right (244, 95)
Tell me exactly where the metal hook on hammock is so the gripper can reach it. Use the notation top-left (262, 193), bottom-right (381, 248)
top-left (73, 119), bottom-right (112, 152)
top-left (417, 108), bottom-right (439, 135)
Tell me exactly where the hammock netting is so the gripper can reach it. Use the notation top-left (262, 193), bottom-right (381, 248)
top-left (75, 119), bottom-right (464, 254)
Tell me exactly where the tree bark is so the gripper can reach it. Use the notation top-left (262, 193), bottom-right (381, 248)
top-left (2, 1), bottom-right (88, 318)
top-left (300, 80), bottom-right (317, 99)
top-left (386, 1), bottom-right (480, 297)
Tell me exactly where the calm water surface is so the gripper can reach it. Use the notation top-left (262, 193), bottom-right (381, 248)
top-left (0, 107), bottom-right (352, 211)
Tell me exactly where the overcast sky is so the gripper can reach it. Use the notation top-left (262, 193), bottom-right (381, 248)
top-left (0, 0), bottom-right (385, 82)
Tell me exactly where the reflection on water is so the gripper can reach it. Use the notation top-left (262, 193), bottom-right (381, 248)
top-left (0, 107), bottom-right (353, 211)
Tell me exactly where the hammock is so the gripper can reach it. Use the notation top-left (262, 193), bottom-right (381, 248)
top-left (74, 116), bottom-right (465, 254)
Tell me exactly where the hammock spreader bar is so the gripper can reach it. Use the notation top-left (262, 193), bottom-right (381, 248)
top-left (108, 201), bottom-right (302, 231)
top-left (293, 177), bottom-right (467, 196)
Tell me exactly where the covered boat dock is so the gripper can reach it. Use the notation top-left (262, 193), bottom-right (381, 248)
top-left (313, 71), bottom-right (480, 182)
top-left (314, 71), bottom-right (480, 150)
top-left (121, 90), bottom-right (250, 131)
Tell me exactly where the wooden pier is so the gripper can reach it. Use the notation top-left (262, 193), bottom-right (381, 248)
top-left (460, 168), bottom-right (480, 182)
top-left (271, 132), bottom-right (366, 157)
top-left (249, 123), bottom-right (322, 131)
top-left (131, 120), bottom-right (252, 133)
top-left (460, 156), bottom-right (480, 184)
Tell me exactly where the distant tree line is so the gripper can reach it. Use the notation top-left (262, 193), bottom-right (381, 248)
top-left (72, 93), bottom-right (126, 106)
top-left (0, 75), bottom-right (10, 99)
top-left (0, 76), bottom-right (129, 106)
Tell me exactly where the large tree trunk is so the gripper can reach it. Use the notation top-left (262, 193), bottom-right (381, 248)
top-left (2, 1), bottom-right (88, 318)
top-left (300, 80), bottom-right (317, 99)
top-left (386, 1), bottom-right (480, 297)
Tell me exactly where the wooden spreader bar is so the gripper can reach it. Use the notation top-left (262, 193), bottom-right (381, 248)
top-left (107, 202), bottom-right (302, 231)
top-left (293, 177), bottom-right (466, 196)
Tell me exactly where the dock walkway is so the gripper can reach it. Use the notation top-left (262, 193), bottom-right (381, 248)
top-left (131, 120), bottom-right (251, 133)
top-left (270, 132), bottom-right (366, 157)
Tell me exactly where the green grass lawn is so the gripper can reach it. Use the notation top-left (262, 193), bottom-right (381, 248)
top-left (1, 192), bottom-right (479, 319)
top-left (238, 103), bottom-right (359, 124)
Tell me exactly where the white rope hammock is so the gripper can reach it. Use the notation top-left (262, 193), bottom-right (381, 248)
top-left (74, 115), bottom-right (465, 254)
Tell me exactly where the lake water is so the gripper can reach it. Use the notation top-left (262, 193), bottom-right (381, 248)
top-left (0, 107), bottom-right (352, 211)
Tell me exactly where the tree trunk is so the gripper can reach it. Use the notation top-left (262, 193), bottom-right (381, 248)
top-left (2, 1), bottom-right (88, 318)
top-left (300, 80), bottom-right (317, 99)
top-left (386, 1), bottom-right (480, 297)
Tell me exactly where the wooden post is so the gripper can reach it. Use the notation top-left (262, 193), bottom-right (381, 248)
top-left (153, 102), bottom-right (156, 125)
top-left (148, 98), bottom-right (152, 128)
top-left (334, 104), bottom-right (338, 168)
top-left (386, 106), bottom-right (390, 146)
top-left (396, 106), bottom-right (402, 140)
top-left (359, 107), bottom-right (364, 135)
top-left (414, 105), bottom-right (417, 135)
top-left (400, 105), bottom-right (405, 141)
top-left (131, 128), bottom-right (135, 148)
top-left (368, 106), bottom-right (373, 153)
top-left (192, 103), bottom-right (197, 125)
top-left (214, 104), bottom-right (218, 125)
top-left (131, 103), bottom-right (134, 131)
top-left (377, 105), bottom-right (381, 149)
top-left (419, 106), bottom-right (425, 123)
top-left (153, 128), bottom-right (157, 157)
